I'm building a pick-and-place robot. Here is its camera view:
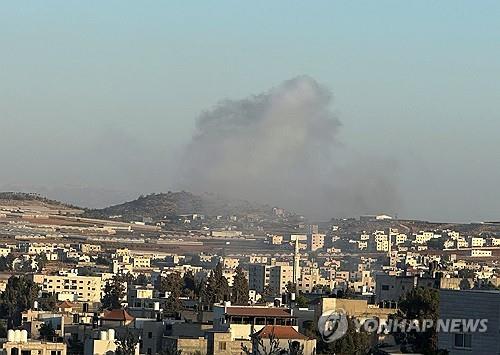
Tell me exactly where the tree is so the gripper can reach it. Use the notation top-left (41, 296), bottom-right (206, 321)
top-left (318, 317), bottom-right (370, 355)
top-left (95, 256), bottom-right (111, 265)
top-left (0, 275), bottom-right (39, 327)
top-left (213, 262), bottom-right (230, 302)
top-left (231, 266), bottom-right (249, 305)
top-left (261, 285), bottom-right (274, 299)
top-left (285, 281), bottom-right (296, 294)
top-left (242, 330), bottom-right (305, 355)
top-left (101, 276), bottom-right (126, 310)
top-left (35, 252), bottom-right (48, 271)
top-left (115, 329), bottom-right (139, 355)
top-left (336, 287), bottom-right (356, 299)
top-left (295, 293), bottom-right (309, 308)
top-left (459, 278), bottom-right (472, 290)
top-left (0, 323), bottom-right (7, 338)
top-left (182, 271), bottom-right (196, 298)
top-left (39, 293), bottom-right (58, 312)
top-left (39, 322), bottom-right (56, 340)
top-left (160, 343), bottom-right (183, 355)
top-left (78, 267), bottom-right (97, 276)
top-left (458, 269), bottom-right (475, 279)
top-left (156, 273), bottom-right (183, 317)
top-left (396, 287), bottom-right (439, 354)
top-left (0, 255), bottom-right (14, 271)
top-left (312, 284), bottom-right (331, 294)
top-left (134, 273), bottom-right (150, 286)
top-left (202, 262), bottom-right (230, 305)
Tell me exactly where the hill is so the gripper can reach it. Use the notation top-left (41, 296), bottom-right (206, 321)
top-left (83, 191), bottom-right (277, 221)
top-left (0, 192), bottom-right (83, 213)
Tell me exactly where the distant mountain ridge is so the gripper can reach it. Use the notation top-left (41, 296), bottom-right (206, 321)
top-left (83, 191), bottom-right (277, 220)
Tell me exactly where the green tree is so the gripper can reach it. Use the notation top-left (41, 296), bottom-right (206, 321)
top-left (115, 329), bottom-right (139, 355)
top-left (295, 293), bottom-right (309, 308)
top-left (38, 293), bottom-right (58, 312)
top-left (35, 252), bottom-right (48, 271)
top-left (95, 256), bottom-right (111, 265)
top-left (0, 322), bottom-right (7, 338)
top-left (182, 271), bottom-right (196, 298)
top-left (396, 287), bottom-right (440, 354)
top-left (242, 330), bottom-right (305, 355)
top-left (0, 255), bottom-right (14, 271)
top-left (261, 285), bottom-right (274, 299)
top-left (231, 266), bottom-right (249, 305)
top-left (286, 281), bottom-right (297, 294)
top-left (312, 284), bottom-right (331, 294)
top-left (101, 276), bottom-right (126, 310)
top-left (318, 317), bottom-right (370, 355)
top-left (202, 262), bottom-right (230, 305)
top-left (134, 273), bottom-right (150, 286)
top-left (160, 343), bottom-right (183, 355)
top-left (0, 275), bottom-right (39, 327)
top-left (459, 278), bottom-right (472, 290)
top-left (458, 269), bottom-right (475, 279)
top-left (160, 273), bottom-right (183, 317)
top-left (39, 322), bottom-right (56, 340)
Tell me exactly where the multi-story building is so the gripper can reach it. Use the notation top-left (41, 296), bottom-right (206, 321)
top-left (221, 257), bottom-right (239, 270)
top-left (31, 273), bottom-right (102, 303)
top-left (438, 289), bottom-right (500, 354)
top-left (248, 264), bottom-right (270, 293)
top-left (470, 250), bottom-right (492, 257)
top-left (3, 333), bottom-right (67, 355)
top-left (132, 256), bottom-right (151, 269)
top-left (269, 265), bottom-right (294, 295)
top-left (469, 237), bottom-right (486, 248)
top-left (395, 233), bottom-right (407, 245)
top-left (271, 235), bottom-right (283, 245)
top-left (80, 243), bottom-right (102, 254)
top-left (414, 231), bottom-right (435, 244)
top-left (309, 233), bottom-right (325, 252)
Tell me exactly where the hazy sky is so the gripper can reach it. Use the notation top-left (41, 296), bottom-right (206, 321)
top-left (1, 1), bottom-right (499, 222)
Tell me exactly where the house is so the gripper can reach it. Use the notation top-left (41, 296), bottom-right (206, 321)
top-left (252, 325), bottom-right (316, 355)
top-left (438, 289), bottom-right (500, 354)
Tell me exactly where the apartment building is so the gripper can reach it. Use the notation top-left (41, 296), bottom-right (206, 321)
top-left (248, 264), bottom-right (270, 293)
top-left (132, 256), bottom-right (151, 269)
top-left (438, 289), bottom-right (500, 354)
top-left (269, 265), bottom-right (294, 295)
top-left (31, 273), bottom-right (102, 303)
top-left (309, 233), bottom-right (325, 252)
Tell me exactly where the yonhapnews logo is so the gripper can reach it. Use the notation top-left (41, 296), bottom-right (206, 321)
top-left (317, 309), bottom-right (348, 343)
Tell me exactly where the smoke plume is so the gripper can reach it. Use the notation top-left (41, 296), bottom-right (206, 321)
top-left (178, 76), bottom-right (399, 219)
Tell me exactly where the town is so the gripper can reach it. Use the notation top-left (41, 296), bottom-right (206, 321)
top-left (0, 192), bottom-right (498, 354)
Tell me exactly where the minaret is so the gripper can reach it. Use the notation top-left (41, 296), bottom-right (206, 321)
top-left (293, 237), bottom-right (300, 284)
top-left (388, 228), bottom-right (392, 256)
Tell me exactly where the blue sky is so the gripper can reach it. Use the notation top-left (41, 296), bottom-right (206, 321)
top-left (1, 1), bottom-right (499, 221)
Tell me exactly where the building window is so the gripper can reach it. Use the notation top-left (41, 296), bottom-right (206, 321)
top-left (454, 333), bottom-right (472, 349)
top-left (381, 285), bottom-right (390, 291)
top-left (219, 342), bottom-right (227, 350)
top-left (148, 332), bottom-right (153, 339)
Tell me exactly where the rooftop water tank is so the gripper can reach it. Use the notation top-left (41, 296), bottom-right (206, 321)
top-left (107, 329), bottom-right (115, 341)
top-left (7, 329), bottom-right (15, 342)
top-left (14, 330), bottom-right (21, 342)
top-left (20, 330), bottom-right (28, 343)
top-left (100, 330), bottom-right (108, 341)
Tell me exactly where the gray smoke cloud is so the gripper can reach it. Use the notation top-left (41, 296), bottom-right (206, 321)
top-left (178, 76), bottom-right (399, 219)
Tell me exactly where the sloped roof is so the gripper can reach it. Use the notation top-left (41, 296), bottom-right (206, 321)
top-left (102, 309), bottom-right (135, 322)
top-left (57, 300), bottom-right (75, 308)
top-left (255, 325), bottom-right (309, 340)
top-left (226, 306), bottom-right (293, 318)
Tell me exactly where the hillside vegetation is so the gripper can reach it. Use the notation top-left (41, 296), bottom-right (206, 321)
top-left (83, 191), bottom-right (275, 220)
